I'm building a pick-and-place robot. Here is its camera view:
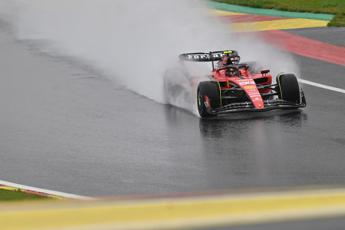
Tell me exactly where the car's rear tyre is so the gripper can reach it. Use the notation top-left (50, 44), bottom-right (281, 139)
top-left (197, 81), bottom-right (220, 118)
top-left (276, 74), bottom-right (301, 104)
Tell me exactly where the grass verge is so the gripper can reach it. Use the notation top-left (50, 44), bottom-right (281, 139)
top-left (212, 0), bottom-right (345, 27)
top-left (0, 189), bottom-right (48, 202)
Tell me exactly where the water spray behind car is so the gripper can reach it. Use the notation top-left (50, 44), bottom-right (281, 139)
top-left (0, 0), bottom-right (300, 116)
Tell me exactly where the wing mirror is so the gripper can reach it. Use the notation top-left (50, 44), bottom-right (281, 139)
top-left (261, 69), bottom-right (270, 74)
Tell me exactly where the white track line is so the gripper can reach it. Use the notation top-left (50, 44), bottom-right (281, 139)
top-left (0, 179), bottom-right (92, 200)
top-left (299, 79), bottom-right (345, 94)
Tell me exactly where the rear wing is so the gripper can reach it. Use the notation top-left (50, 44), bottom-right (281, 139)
top-left (179, 50), bottom-right (238, 70)
top-left (179, 50), bottom-right (238, 62)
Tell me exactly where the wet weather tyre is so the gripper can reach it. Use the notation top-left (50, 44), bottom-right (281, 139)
top-left (197, 81), bottom-right (220, 118)
top-left (277, 74), bottom-right (301, 104)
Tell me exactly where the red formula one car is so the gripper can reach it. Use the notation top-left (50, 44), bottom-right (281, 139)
top-left (170, 50), bottom-right (306, 118)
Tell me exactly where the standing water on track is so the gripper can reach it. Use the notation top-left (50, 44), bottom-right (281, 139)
top-left (0, 0), bottom-right (299, 114)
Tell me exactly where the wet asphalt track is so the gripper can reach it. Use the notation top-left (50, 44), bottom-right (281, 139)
top-left (1, 23), bottom-right (345, 229)
top-left (289, 27), bottom-right (345, 47)
top-left (0, 25), bottom-right (345, 196)
top-left (213, 216), bottom-right (345, 230)
top-left (1, 25), bottom-right (345, 203)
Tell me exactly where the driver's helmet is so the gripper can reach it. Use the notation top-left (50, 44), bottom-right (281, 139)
top-left (221, 51), bottom-right (241, 66)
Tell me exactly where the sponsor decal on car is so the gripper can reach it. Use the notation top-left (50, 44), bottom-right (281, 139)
top-left (237, 79), bottom-right (255, 86)
top-left (243, 85), bottom-right (256, 90)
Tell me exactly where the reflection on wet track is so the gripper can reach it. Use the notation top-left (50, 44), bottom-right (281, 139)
top-left (164, 106), bottom-right (314, 191)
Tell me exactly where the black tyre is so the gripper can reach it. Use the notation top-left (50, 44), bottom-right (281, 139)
top-left (197, 81), bottom-right (220, 118)
top-left (276, 74), bottom-right (301, 104)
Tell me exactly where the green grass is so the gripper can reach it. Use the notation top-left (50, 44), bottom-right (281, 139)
top-left (213, 0), bottom-right (345, 26)
top-left (0, 189), bottom-right (48, 202)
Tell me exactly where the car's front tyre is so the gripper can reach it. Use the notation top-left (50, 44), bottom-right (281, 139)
top-left (276, 74), bottom-right (302, 104)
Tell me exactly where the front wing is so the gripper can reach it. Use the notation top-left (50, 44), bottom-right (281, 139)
top-left (210, 99), bottom-right (306, 115)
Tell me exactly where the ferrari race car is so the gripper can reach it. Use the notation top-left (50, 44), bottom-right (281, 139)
top-left (164, 50), bottom-right (306, 118)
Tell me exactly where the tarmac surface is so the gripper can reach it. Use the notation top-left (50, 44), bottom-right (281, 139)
top-left (289, 27), bottom-right (345, 47)
top-left (214, 217), bottom-right (345, 230)
top-left (1, 19), bottom-right (345, 228)
top-left (1, 26), bottom-right (345, 198)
